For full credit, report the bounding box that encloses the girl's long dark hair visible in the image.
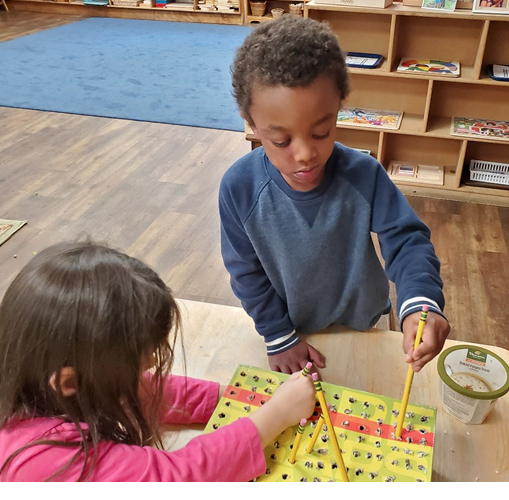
[0,241,182,481]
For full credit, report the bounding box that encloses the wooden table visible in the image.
[167,299,509,482]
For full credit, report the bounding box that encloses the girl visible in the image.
[0,241,316,481]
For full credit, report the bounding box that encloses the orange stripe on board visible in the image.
[222,386,434,447]
[223,385,272,408]
[223,385,320,421]
[330,412,434,447]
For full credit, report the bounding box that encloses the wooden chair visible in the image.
[1,0,8,10]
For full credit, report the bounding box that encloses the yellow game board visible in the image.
[204,365,436,482]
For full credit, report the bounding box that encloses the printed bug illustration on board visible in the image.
[204,365,437,482]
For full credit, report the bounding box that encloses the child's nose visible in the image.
[293,140,316,164]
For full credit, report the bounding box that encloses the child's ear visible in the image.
[49,367,77,397]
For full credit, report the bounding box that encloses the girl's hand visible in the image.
[402,311,450,373]
[249,372,316,447]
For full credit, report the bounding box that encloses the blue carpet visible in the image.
[0,18,252,131]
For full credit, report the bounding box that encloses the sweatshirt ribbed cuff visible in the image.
[399,296,448,326]
[266,330,300,355]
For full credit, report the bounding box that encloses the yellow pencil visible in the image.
[395,305,429,439]
[305,403,330,453]
[301,361,313,378]
[288,418,307,465]
[312,373,349,482]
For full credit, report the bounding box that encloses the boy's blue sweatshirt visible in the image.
[219,143,445,355]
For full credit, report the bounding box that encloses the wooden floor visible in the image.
[0,10,83,42]
[1,12,508,353]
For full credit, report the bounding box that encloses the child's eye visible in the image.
[272,139,291,148]
[313,131,330,140]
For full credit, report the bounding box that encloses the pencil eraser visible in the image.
[300,418,307,426]
[305,362,313,369]
[312,372,319,381]
[422,305,429,312]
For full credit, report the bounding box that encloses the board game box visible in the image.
[204,365,437,482]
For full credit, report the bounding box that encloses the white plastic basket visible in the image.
[469,159,509,186]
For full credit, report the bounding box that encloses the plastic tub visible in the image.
[437,345,509,424]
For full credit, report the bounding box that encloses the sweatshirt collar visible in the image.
[262,144,339,201]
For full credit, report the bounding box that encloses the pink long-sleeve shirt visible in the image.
[0,375,266,482]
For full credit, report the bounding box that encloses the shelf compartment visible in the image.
[334,128,380,158]
[307,10,392,65]
[381,134,462,191]
[464,141,509,171]
[245,0,299,22]
[460,142,509,197]
[392,16,485,76]
[344,74,429,133]
[482,20,509,69]
[428,81,509,137]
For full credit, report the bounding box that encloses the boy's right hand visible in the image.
[249,372,316,448]
[268,341,325,374]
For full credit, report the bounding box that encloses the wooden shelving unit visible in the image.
[308,3,509,205]
[245,3,509,206]
[9,0,243,24]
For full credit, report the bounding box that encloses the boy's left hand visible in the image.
[401,311,450,373]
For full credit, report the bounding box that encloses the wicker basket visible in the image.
[250,0,266,16]
[289,2,303,15]
[271,7,284,17]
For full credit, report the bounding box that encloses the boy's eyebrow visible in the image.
[266,125,287,131]
[265,114,335,131]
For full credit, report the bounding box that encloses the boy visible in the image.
[219,16,450,374]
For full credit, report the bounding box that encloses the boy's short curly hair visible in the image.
[232,16,350,120]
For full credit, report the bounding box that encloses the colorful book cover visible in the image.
[397,58,460,77]
[450,117,509,142]
[422,0,458,11]
[204,365,436,482]
[473,0,509,14]
[337,107,403,130]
